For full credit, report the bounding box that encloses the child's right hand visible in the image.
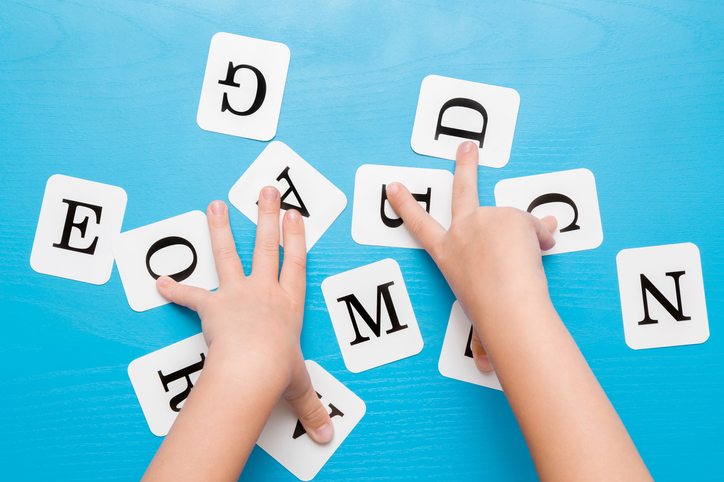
[385,141,557,372]
[389,142,652,482]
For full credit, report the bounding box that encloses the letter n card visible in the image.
[321,258,424,373]
[411,75,520,168]
[438,301,502,391]
[128,333,209,437]
[494,168,603,255]
[113,211,219,312]
[228,141,347,252]
[256,361,366,481]
[617,243,709,350]
[30,174,127,285]
[351,164,453,249]
[197,32,290,141]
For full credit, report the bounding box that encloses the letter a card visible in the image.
[228,141,347,252]
[128,333,209,437]
[617,243,708,350]
[438,301,502,391]
[411,75,520,168]
[321,258,424,373]
[197,32,290,141]
[351,164,453,249]
[113,211,219,312]
[30,174,127,284]
[494,168,603,255]
[256,361,366,481]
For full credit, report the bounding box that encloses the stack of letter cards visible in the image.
[27,30,710,480]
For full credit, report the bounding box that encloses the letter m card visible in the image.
[321,258,423,373]
[30,174,127,284]
[128,333,209,437]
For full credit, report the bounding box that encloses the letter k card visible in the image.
[321,258,424,373]
[128,333,209,437]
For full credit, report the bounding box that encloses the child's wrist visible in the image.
[204,340,290,393]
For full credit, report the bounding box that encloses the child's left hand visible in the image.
[156,188,334,444]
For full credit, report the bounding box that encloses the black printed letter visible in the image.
[292,392,344,439]
[218,62,267,116]
[157,353,206,412]
[435,98,488,148]
[380,184,431,228]
[52,199,103,255]
[337,281,408,346]
[145,236,198,282]
[638,271,691,325]
[464,326,474,358]
[277,166,310,217]
[526,193,580,233]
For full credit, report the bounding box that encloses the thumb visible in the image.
[385,182,446,255]
[156,276,209,312]
[284,367,335,444]
[470,328,494,373]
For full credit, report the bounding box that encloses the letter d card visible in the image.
[411,75,520,168]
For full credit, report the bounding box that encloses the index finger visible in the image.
[451,141,480,220]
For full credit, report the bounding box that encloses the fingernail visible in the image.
[287,209,300,222]
[315,423,334,443]
[262,186,278,200]
[476,354,494,372]
[459,141,475,154]
[386,182,400,196]
[157,276,170,288]
[210,200,225,215]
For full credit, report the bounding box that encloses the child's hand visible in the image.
[156,189,334,444]
[385,141,557,372]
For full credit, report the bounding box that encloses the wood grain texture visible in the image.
[1,0,722,480]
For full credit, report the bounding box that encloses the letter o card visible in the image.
[617,243,709,350]
[128,333,208,437]
[256,361,366,481]
[411,75,520,168]
[494,168,603,255]
[438,301,502,391]
[351,164,453,249]
[197,32,290,141]
[228,141,347,252]
[113,211,219,312]
[30,174,127,285]
[321,258,424,373]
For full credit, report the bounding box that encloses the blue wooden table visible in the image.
[2,1,722,480]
